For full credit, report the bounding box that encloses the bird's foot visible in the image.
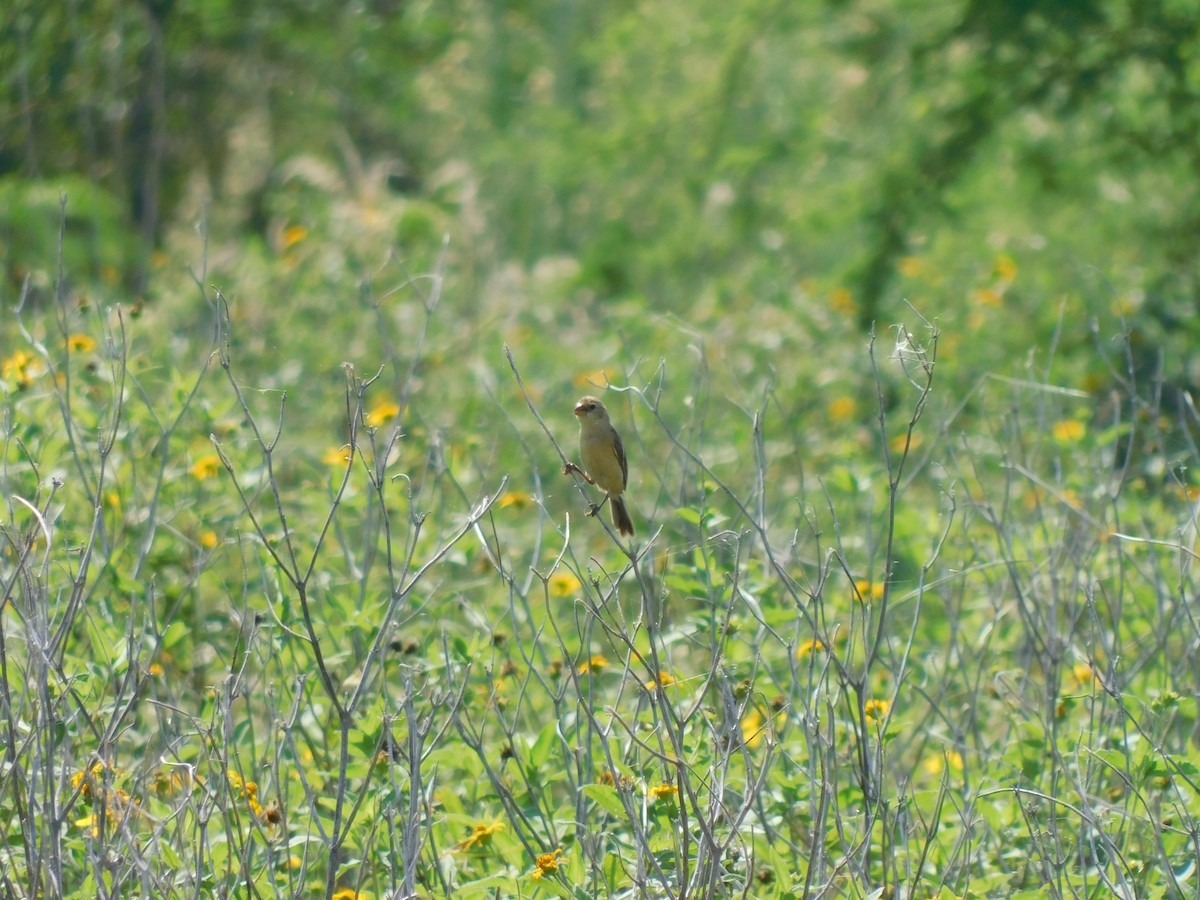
[563,461,594,484]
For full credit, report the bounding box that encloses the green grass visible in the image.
[3,224,1200,900]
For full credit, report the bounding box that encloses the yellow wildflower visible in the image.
[189,455,220,480]
[198,531,219,549]
[577,655,609,675]
[226,771,263,817]
[993,253,1018,283]
[796,638,825,658]
[973,287,1002,308]
[282,224,308,249]
[498,491,533,510]
[897,256,924,278]
[531,848,564,880]
[71,761,107,800]
[647,783,678,801]
[827,395,858,423]
[864,698,890,725]
[889,431,922,453]
[829,288,856,315]
[75,813,101,837]
[643,671,676,690]
[67,334,96,353]
[365,400,400,427]
[924,749,964,775]
[1070,662,1097,688]
[549,572,582,597]
[572,368,617,390]
[2,350,35,387]
[853,580,885,603]
[454,820,505,852]
[1052,419,1086,443]
[322,445,353,467]
[741,708,766,749]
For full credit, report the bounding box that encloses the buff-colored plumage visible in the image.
[573,395,634,536]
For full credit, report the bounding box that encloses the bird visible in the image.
[571,395,635,536]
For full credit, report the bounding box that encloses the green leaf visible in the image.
[529,719,558,770]
[162,620,189,652]
[582,783,627,818]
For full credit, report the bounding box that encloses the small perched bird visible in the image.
[572,395,635,536]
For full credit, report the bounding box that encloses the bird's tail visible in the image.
[611,496,635,537]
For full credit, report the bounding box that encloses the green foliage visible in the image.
[6,1,1200,897]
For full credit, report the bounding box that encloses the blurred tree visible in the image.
[846,0,1200,328]
[0,0,455,291]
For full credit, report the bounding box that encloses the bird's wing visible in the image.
[614,429,628,488]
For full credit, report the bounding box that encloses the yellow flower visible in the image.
[365,400,400,427]
[973,287,1002,307]
[643,671,676,690]
[282,224,309,249]
[829,288,856,315]
[853,579,885,603]
[499,491,533,510]
[454,820,505,852]
[330,891,367,900]
[796,638,825,658]
[741,708,766,749]
[647,782,678,801]
[1070,662,1097,688]
[924,749,964,775]
[227,770,265,817]
[897,256,924,278]
[549,572,582,597]
[245,784,264,818]
[531,848,564,880]
[577,655,609,675]
[67,334,96,353]
[2,350,35,387]
[284,855,303,871]
[71,761,107,800]
[864,698,890,725]
[993,253,1017,283]
[147,662,164,677]
[1170,484,1200,502]
[573,368,617,390]
[1052,419,1086,443]
[189,454,220,480]
[889,431,923,453]
[322,445,353,467]
[75,814,100,837]
[827,395,858,423]
[198,531,219,549]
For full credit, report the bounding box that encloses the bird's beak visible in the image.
[573,403,586,417]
